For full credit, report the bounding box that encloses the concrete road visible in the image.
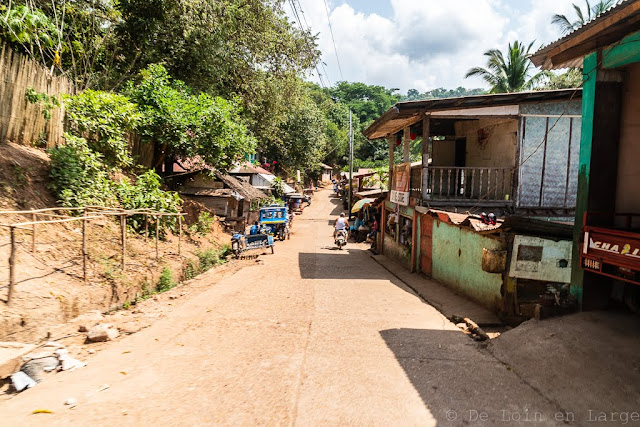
[1,189,560,426]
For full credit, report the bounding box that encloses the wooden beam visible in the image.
[388,135,395,191]
[403,127,410,163]
[422,116,431,202]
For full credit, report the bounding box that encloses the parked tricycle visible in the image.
[259,205,291,241]
[230,232,274,258]
[286,193,309,213]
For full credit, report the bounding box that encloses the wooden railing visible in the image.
[424,167,514,202]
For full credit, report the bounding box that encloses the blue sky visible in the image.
[287,0,589,93]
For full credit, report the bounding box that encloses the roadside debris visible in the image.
[64,397,77,408]
[87,324,119,343]
[464,317,490,341]
[8,344,86,393]
[10,371,36,392]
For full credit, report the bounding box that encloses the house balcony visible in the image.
[422,166,515,207]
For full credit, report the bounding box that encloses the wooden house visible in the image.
[178,169,267,231]
[364,90,583,216]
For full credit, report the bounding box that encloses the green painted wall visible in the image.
[431,220,503,311]
[570,51,599,305]
[603,30,640,69]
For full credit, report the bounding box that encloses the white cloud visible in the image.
[290,0,585,93]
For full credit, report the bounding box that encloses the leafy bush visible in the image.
[219,244,232,259]
[25,87,60,120]
[117,170,182,232]
[48,134,118,207]
[271,177,286,199]
[194,211,214,235]
[49,136,180,234]
[64,90,140,168]
[183,259,198,281]
[156,267,176,293]
[196,246,230,272]
[196,248,219,272]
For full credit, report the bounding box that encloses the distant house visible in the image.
[229,161,296,195]
[176,167,267,231]
[320,163,333,182]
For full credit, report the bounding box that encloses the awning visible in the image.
[355,189,388,199]
[351,198,376,213]
[258,174,296,194]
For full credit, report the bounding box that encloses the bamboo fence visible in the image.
[0,42,75,148]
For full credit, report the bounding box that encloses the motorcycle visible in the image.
[335,229,348,250]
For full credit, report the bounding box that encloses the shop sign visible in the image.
[391,162,411,206]
[390,190,409,205]
[583,231,640,261]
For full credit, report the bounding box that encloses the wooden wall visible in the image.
[0,43,75,148]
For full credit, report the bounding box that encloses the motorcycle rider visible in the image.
[333,212,350,239]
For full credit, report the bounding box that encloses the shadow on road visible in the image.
[379,328,550,426]
[298,250,389,280]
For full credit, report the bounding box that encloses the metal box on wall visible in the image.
[509,235,572,283]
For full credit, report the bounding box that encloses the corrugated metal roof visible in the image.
[363,89,582,140]
[428,209,504,233]
[531,0,640,69]
[229,161,272,175]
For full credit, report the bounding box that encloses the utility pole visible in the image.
[348,110,354,219]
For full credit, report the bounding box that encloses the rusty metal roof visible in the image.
[427,209,504,233]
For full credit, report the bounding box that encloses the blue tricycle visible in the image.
[231,232,275,258]
[259,205,291,241]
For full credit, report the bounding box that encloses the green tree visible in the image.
[539,68,583,90]
[1,1,123,89]
[64,90,140,168]
[552,0,615,35]
[126,65,256,173]
[115,0,319,152]
[327,82,401,162]
[265,94,328,174]
[465,41,545,93]
[0,3,60,71]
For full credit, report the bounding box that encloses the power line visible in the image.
[293,0,333,86]
[322,0,344,81]
[287,0,329,89]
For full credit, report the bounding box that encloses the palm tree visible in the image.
[552,0,616,35]
[465,41,545,93]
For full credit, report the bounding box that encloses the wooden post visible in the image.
[388,135,395,192]
[403,127,411,163]
[120,215,126,271]
[155,216,160,261]
[144,214,149,240]
[8,226,16,304]
[178,215,182,256]
[410,210,418,273]
[422,116,430,203]
[31,211,36,253]
[82,209,88,282]
[380,207,386,255]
